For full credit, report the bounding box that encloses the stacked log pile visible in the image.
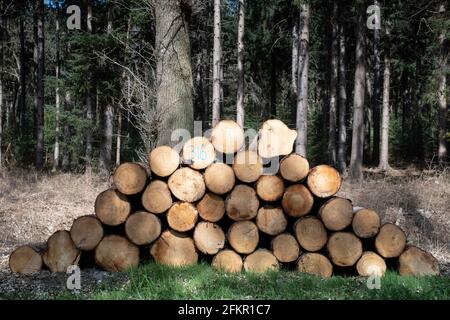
[9,119,440,278]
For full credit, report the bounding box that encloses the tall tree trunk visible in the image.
[154,0,194,146]
[328,1,338,165]
[379,22,391,170]
[116,112,122,166]
[337,21,347,174]
[53,2,61,172]
[438,2,448,162]
[0,9,3,168]
[236,0,245,128]
[19,17,26,131]
[62,90,72,171]
[85,2,93,173]
[372,0,381,164]
[291,22,299,117]
[35,0,45,170]
[295,4,310,157]
[212,0,222,127]
[349,5,367,180]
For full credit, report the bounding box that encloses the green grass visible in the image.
[57,262,450,300]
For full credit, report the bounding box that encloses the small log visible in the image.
[255,175,284,202]
[297,253,333,278]
[210,120,245,154]
[243,249,279,273]
[279,154,309,182]
[204,162,235,195]
[95,235,140,272]
[212,249,243,273]
[375,223,406,258]
[193,222,225,255]
[256,206,287,236]
[398,246,440,276]
[227,221,259,254]
[294,216,327,252]
[352,208,381,238]
[356,251,387,277]
[167,202,198,232]
[142,180,173,214]
[319,197,353,231]
[43,230,81,273]
[182,136,216,170]
[125,211,162,245]
[271,233,300,263]
[257,119,297,158]
[225,184,259,221]
[281,184,314,217]
[9,245,43,275]
[70,215,104,251]
[148,146,180,177]
[150,230,198,266]
[168,167,206,202]
[196,193,225,222]
[327,232,363,267]
[95,189,131,226]
[232,150,263,183]
[113,162,148,195]
[306,165,342,198]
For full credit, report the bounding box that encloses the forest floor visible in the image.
[0,167,449,299]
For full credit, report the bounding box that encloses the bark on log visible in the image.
[271,233,300,263]
[306,165,342,198]
[193,222,225,255]
[148,146,180,177]
[319,197,353,231]
[113,162,148,195]
[167,202,198,232]
[125,211,161,245]
[150,230,198,266]
[257,119,297,158]
[204,162,235,195]
[294,216,327,252]
[256,175,284,202]
[398,246,440,276]
[196,193,225,222]
[182,136,216,170]
[352,208,380,238]
[297,253,333,278]
[142,180,173,214]
[227,221,259,254]
[232,150,263,183]
[243,249,279,273]
[43,230,80,273]
[375,223,406,258]
[256,206,287,236]
[282,184,314,217]
[9,245,43,275]
[327,232,362,267]
[95,189,131,226]
[70,215,104,251]
[356,251,387,276]
[212,249,243,273]
[168,167,206,202]
[279,153,309,182]
[225,184,259,221]
[95,235,140,272]
[211,120,245,154]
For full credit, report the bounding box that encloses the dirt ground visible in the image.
[0,167,448,298]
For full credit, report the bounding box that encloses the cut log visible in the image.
[196,193,225,222]
[167,202,198,232]
[256,175,284,202]
[319,197,353,231]
[306,165,342,198]
[375,223,406,258]
[95,235,140,272]
[256,206,287,236]
[257,119,297,158]
[212,249,243,273]
[125,211,162,245]
[113,162,148,195]
[225,184,260,221]
[141,180,173,214]
[9,246,43,275]
[204,162,235,195]
[168,167,206,202]
[294,217,327,252]
[243,249,279,273]
[95,189,131,226]
[43,230,81,273]
[352,208,380,238]
[279,153,309,182]
[150,230,198,266]
[398,246,440,276]
[282,184,314,217]
[327,232,363,267]
[232,150,263,183]
[193,222,225,255]
[227,221,259,254]
[182,136,216,170]
[297,253,333,278]
[148,146,180,177]
[356,251,387,277]
[271,233,300,263]
[70,215,104,251]
[210,120,245,154]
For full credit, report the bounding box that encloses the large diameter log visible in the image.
[196,193,225,222]
[167,202,198,232]
[113,162,148,195]
[352,208,380,238]
[227,221,259,254]
[279,154,309,182]
[125,211,161,245]
[306,165,342,198]
[297,253,333,278]
[204,163,235,195]
[243,249,279,273]
[211,120,245,154]
[327,232,363,267]
[95,189,131,226]
[182,136,215,170]
[294,217,327,252]
[168,167,206,202]
[70,216,104,251]
[398,246,440,276]
[257,119,297,158]
[375,223,406,258]
[95,235,140,272]
[9,246,43,275]
[212,249,243,273]
[43,230,81,273]
[282,184,314,217]
[232,150,263,183]
[148,146,180,177]
[356,251,387,277]
[225,185,259,221]
[142,180,173,214]
[256,175,284,202]
[150,230,198,266]
[193,222,225,255]
[271,233,300,263]
[319,197,353,231]
[256,207,287,236]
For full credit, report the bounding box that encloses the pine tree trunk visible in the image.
[337,21,347,174]
[85,3,93,174]
[291,23,298,116]
[62,89,72,171]
[212,0,222,127]
[328,2,338,165]
[295,4,310,157]
[372,0,381,164]
[236,0,245,128]
[349,6,367,180]
[379,23,391,170]
[19,17,26,131]
[438,2,448,162]
[53,2,61,172]
[116,112,122,166]
[35,0,45,170]
[154,0,194,145]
